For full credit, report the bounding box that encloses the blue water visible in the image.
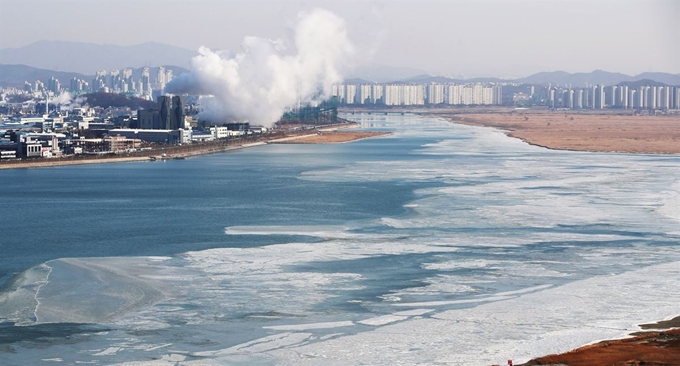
[0,141,418,285]
[1,114,679,365]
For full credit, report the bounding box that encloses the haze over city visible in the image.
[1,0,678,78]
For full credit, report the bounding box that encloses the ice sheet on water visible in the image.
[233,261,680,366]
[0,263,51,325]
[4,114,680,365]
[658,181,680,224]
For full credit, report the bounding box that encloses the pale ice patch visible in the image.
[263,321,354,331]
[194,332,313,356]
[357,314,408,326]
[422,259,501,270]
[658,181,680,226]
[94,347,121,356]
[225,225,358,239]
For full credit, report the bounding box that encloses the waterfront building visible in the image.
[158,95,185,130]
[574,89,583,109]
[427,83,445,105]
[372,84,384,104]
[345,84,358,105]
[109,128,189,144]
[648,86,657,109]
[446,84,463,105]
[384,84,402,106]
[332,84,346,104]
[493,85,503,105]
[358,84,372,105]
[628,88,637,109]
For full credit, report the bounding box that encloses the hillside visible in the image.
[516,69,680,86]
[0,41,197,74]
[0,64,89,89]
[82,92,156,110]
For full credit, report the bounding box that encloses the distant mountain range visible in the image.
[514,70,680,87]
[3,64,677,91]
[1,41,678,88]
[346,64,430,84]
[394,70,680,87]
[0,64,89,89]
[0,41,197,74]
[0,64,189,89]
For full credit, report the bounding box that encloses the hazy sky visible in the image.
[0,0,678,77]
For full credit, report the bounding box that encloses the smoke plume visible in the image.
[49,92,72,105]
[165,9,354,127]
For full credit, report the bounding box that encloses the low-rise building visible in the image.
[210,126,244,139]
[108,128,188,144]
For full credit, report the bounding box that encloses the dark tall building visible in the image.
[158,95,184,130]
[138,109,161,129]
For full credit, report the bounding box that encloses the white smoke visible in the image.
[165,8,354,127]
[54,93,90,111]
[49,92,72,105]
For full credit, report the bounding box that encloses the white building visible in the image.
[358,84,373,104]
[427,83,445,104]
[346,84,358,105]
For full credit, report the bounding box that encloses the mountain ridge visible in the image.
[0,40,197,74]
[351,70,680,86]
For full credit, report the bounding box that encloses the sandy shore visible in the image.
[437,112,680,154]
[269,130,391,144]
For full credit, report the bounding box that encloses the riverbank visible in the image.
[269,130,391,144]
[436,112,680,154]
[519,325,680,365]
[0,122,390,170]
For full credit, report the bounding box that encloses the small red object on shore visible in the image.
[508,360,513,366]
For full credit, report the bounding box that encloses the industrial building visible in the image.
[109,128,191,144]
[137,95,185,130]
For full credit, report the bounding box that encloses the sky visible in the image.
[0,0,678,78]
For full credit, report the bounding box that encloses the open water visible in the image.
[0,114,679,365]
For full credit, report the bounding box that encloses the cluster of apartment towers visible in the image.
[332,83,503,106]
[25,67,174,100]
[547,84,680,109]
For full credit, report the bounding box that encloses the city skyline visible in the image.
[0,0,678,78]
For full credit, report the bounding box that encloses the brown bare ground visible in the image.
[640,316,680,330]
[271,131,391,144]
[520,328,680,366]
[441,113,680,154]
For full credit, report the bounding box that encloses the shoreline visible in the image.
[0,122,390,170]
[433,111,680,155]
[519,324,680,365]
[269,130,392,144]
[422,110,680,363]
